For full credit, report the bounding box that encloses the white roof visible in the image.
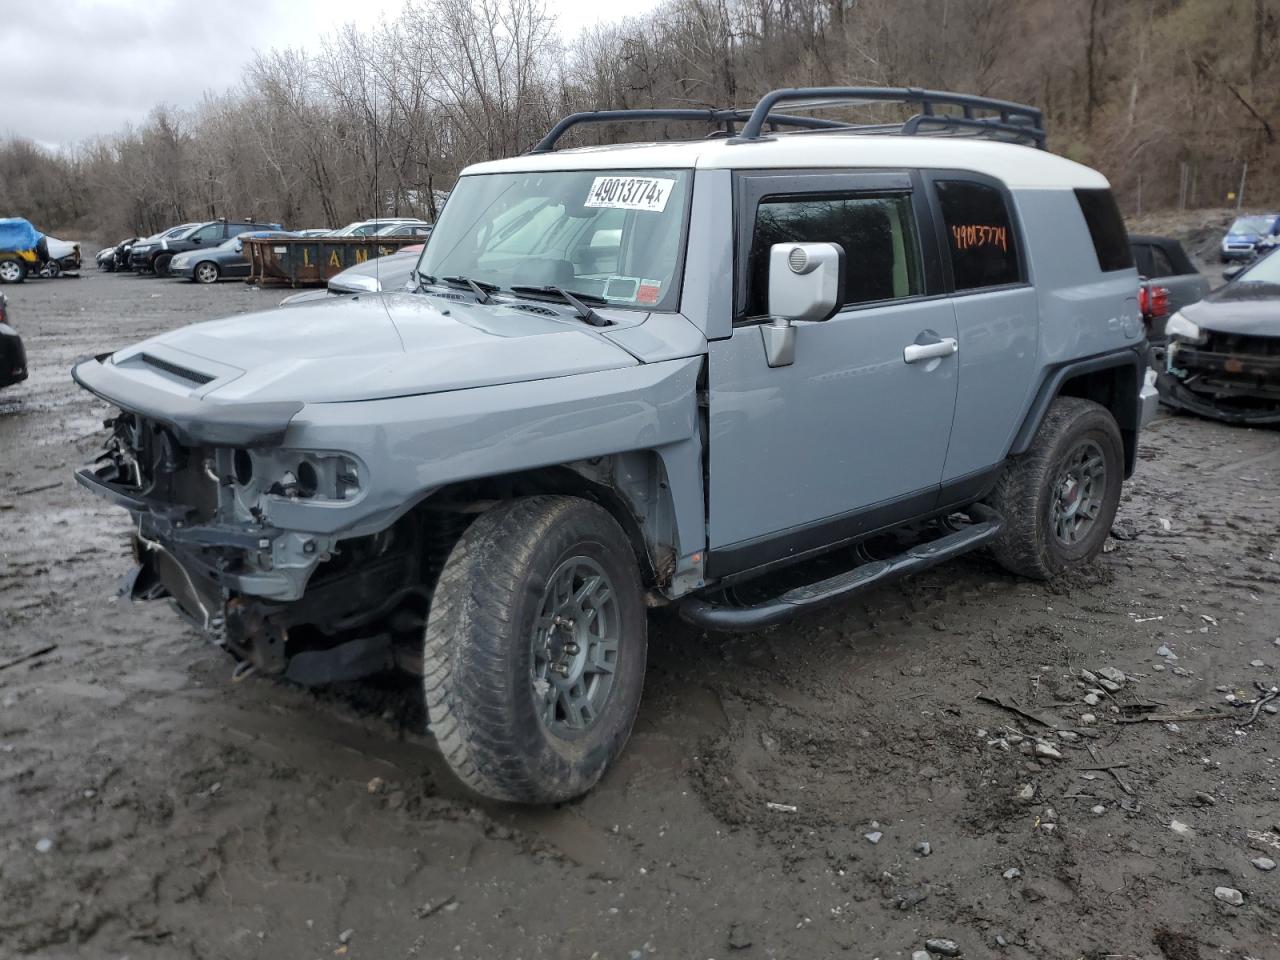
[463,134,1108,191]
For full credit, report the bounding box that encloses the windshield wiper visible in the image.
[442,275,499,304]
[508,285,612,327]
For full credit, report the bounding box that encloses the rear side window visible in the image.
[934,180,1021,290]
[744,193,922,317]
[1075,188,1134,272]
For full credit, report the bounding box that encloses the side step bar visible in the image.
[679,505,1003,632]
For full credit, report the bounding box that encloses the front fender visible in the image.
[270,358,706,550]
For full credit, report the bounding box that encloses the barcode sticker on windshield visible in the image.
[585,176,675,212]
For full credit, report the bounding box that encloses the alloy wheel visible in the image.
[529,556,620,738]
[1051,439,1106,545]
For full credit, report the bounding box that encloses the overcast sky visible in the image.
[6,0,659,150]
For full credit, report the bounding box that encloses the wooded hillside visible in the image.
[2,0,1276,239]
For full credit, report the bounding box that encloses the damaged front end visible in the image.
[1157,327,1280,425]
[76,397,443,686]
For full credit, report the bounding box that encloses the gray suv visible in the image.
[73,87,1157,804]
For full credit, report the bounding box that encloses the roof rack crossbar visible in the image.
[899,113,1044,146]
[732,86,1045,149]
[527,108,850,154]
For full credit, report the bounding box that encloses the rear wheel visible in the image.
[986,397,1124,580]
[194,261,220,284]
[423,496,647,803]
[0,259,27,284]
[153,254,173,276]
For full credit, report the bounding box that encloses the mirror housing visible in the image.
[760,242,845,368]
[768,242,845,322]
[1222,264,1244,281]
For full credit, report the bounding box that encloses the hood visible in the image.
[1185,285,1280,337]
[109,292,638,404]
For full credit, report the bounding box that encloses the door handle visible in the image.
[903,337,958,364]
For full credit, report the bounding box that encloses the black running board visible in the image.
[679,505,1003,632]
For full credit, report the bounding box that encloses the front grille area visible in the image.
[1202,331,1280,357]
[140,352,215,385]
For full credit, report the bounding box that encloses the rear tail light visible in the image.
[1138,283,1170,321]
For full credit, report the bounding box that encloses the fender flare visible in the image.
[1008,345,1147,476]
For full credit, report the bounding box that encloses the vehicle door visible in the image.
[224,236,254,278]
[187,222,223,250]
[705,170,959,577]
[927,175,1040,485]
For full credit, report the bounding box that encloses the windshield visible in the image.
[1236,249,1280,285]
[419,169,692,311]
[1229,215,1277,235]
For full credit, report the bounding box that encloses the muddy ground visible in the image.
[1,269,1278,960]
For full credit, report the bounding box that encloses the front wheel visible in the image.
[153,254,173,276]
[194,261,219,284]
[0,259,27,283]
[986,397,1124,580]
[423,496,647,803]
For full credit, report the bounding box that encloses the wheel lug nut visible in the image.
[554,663,570,676]
[564,642,580,655]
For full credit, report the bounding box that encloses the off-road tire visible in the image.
[423,496,647,803]
[986,397,1124,580]
[153,254,173,276]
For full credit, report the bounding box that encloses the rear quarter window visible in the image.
[1075,188,1133,272]
[934,180,1022,290]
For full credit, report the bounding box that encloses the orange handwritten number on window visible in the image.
[950,224,1007,252]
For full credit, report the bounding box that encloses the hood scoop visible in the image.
[139,352,215,386]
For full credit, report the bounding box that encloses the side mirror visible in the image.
[761,242,845,367]
[1223,264,1243,281]
[234,241,243,253]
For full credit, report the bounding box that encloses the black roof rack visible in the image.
[735,87,1045,148]
[529,86,1046,154]
[528,108,849,154]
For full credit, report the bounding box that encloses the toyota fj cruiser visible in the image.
[73,87,1158,803]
